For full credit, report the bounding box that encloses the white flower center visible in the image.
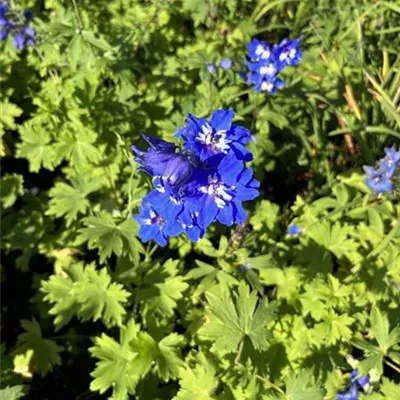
[255,44,270,59]
[146,209,164,225]
[196,123,231,153]
[199,174,234,208]
[259,63,275,76]
[261,81,274,92]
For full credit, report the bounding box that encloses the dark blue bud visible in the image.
[24,9,33,21]
[163,153,193,186]
[141,133,175,153]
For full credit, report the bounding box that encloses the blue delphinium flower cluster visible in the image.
[336,370,369,400]
[132,109,260,246]
[0,1,35,50]
[363,147,400,194]
[245,37,302,94]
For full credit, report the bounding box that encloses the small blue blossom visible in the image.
[0,2,35,49]
[336,383,359,400]
[176,109,252,163]
[245,36,302,94]
[132,110,259,247]
[336,369,369,400]
[246,38,272,62]
[206,62,217,74]
[273,38,302,67]
[133,202,183,247]
[363,146,400,194]
[287,224,302,235]
[220,58,232,70]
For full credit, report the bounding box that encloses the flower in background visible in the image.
[220,58,232,70]
[287,224,302,235]
[274,38,302,67]
[206,62,217,74]
[0,1,35,50]
[336,369,369,400]
[245,37,302,94]
[363,146,400,194]
[132,109,259,247]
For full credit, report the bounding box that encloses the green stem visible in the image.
[384,358,400,374]
[367,216,400,259]
[255,375,285,395]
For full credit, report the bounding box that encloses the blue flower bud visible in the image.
[163,153,193,186]
[220,58,232,70]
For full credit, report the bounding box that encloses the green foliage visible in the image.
[13,319,63,376]
[199,282,276,354]
[0,386,25,400]
[2,0,400,398]
[41,262,130,329]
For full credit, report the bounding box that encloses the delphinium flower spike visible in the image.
[132,109,259,247]
[363,146,400,194]
[245,36,302,94]
[0,1,35,50]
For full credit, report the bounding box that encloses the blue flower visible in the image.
[287,224,302,235]
[0,1,8,17]
[255,76,285,94]
[363,166,392,194]
[246,38,272,62]
[13,26,34,50]
[175,109,252,163]
[0,2,35,49]
[379,146,400,177]
[206,62,216,74]
[0,21,10,41]
[133,110,259,246]
[336,369,369,400]
[350,369,369,389]
[363,146,400,194]
[336,383,359,400]
[220,58,232,70]
[24,9,33,21]
[245,37,302,94]
[185,152,259,229]
[131,134,193,186]
[133,202,183,247]
[273,38,302,67]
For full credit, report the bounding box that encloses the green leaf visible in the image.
[46,178,101,226]
[16,122,55,172]
[90,320,180,399]
[136,259,188,317]
[90,320,142,400]
[155,333,185,381]
[250,200,280,232]
[42,262,130,329]
[370,306,400,354]
[14,319,63,376]
[0,100,22,131]
[0,386,25,400]
[1,174,23,209]
[76,212,144,264]
[283,370,325,400]
[54,127,100,168]
[199,282,276,354]
[312,311,354,346]
[173,355,218,400]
